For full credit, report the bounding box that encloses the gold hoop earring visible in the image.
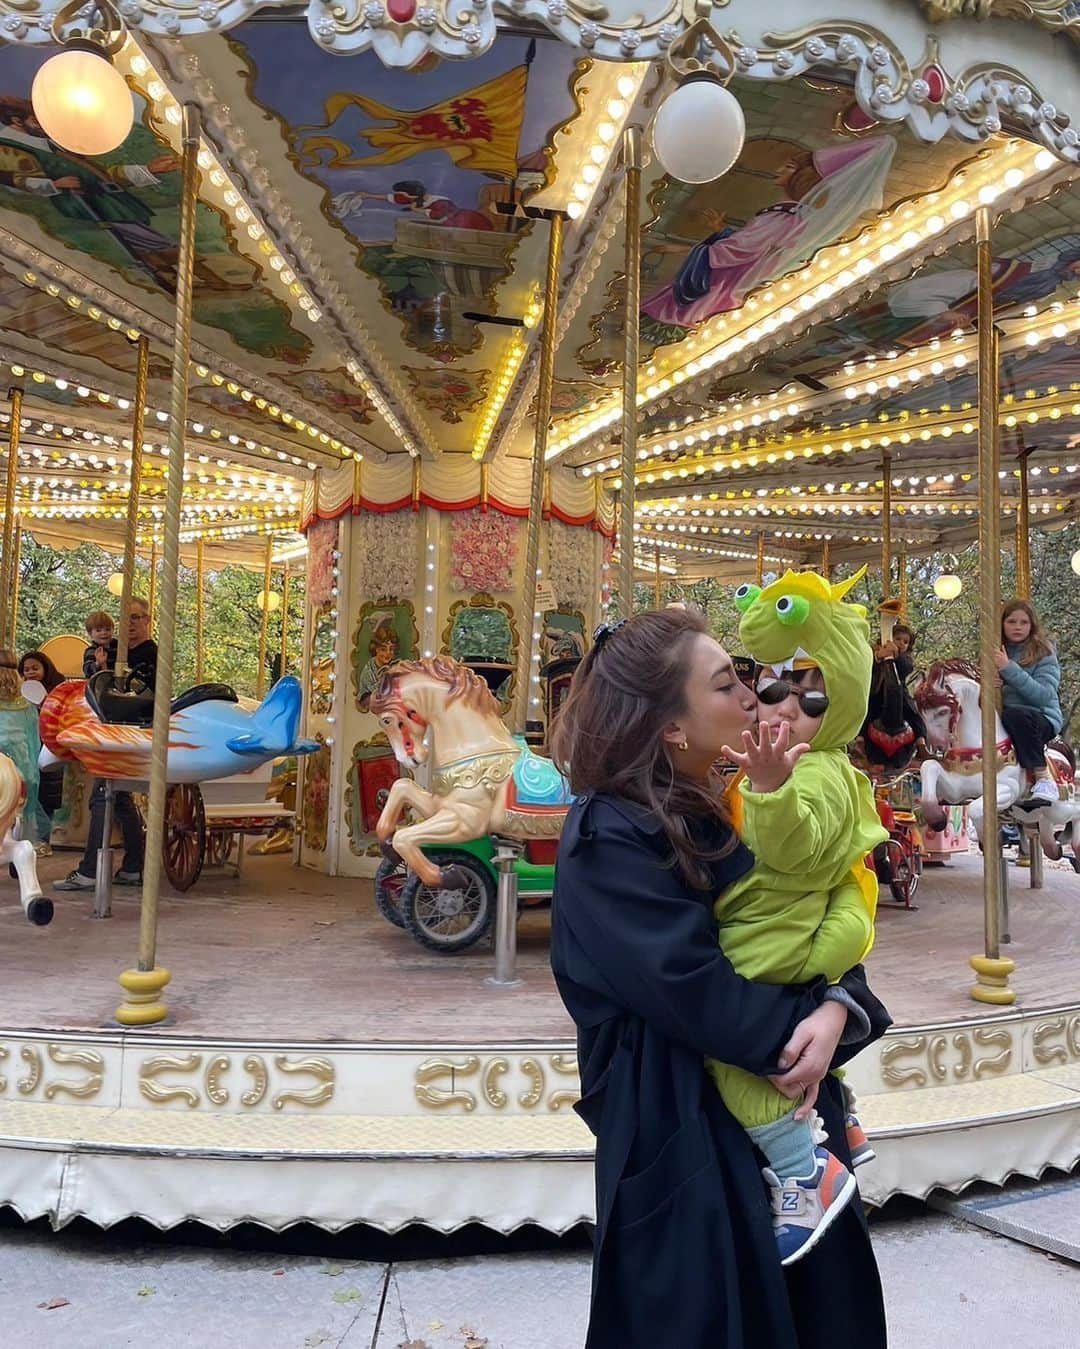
[677,739,689,753]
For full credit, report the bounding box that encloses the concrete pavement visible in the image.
[0,1205,1074,1348]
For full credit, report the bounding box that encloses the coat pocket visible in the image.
[614,1115,715,1230]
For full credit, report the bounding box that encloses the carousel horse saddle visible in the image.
[508,744,573,810]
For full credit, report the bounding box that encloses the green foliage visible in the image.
[14,533,305,699]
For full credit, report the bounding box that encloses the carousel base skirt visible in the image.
[1,853,1078,1232]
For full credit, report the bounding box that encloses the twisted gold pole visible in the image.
[0,388,23,650]
[881,448,893,600]
[9,515,21,646]
[755,532,765,586]
[1016,448,1032,599]
[195,535,205,683]
[899,548,908,620]
[515,209,564,731]
[257,532,273,698]
[654,546,662,608]
[116,336,150,676]
[117,104,202,1027]
[617,126,642,617]
[821,537,831,580]
[971,206,1014,1007]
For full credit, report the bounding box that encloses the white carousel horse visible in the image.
[914,658,1079,859]
[371,656,571,889]
[0,752,52,926]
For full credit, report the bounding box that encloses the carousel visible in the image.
[1,0,1080,1236]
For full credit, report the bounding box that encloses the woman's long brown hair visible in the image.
[550,608,735,888]
[1001,598,1054,667]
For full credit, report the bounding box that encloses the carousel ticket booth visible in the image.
[1,0,1080,1237]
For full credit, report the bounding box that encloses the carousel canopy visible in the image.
[0,3,1076,578]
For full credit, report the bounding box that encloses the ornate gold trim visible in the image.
[432,749,520,795]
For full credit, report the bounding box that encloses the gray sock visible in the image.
[748,1108,818,1180]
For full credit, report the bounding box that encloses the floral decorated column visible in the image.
[298,459,612,877]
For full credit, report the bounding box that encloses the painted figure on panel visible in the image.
[0,47,312,364]
[354,604,418,712]
[640,138,896,342]
[232,27,585,357]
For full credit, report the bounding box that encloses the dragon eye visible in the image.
[775,594,810,626]
[734,583,761,614]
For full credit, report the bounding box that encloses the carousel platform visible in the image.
[1,851,1079,1234]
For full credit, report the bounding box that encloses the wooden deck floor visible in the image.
[2,849,1078,1040]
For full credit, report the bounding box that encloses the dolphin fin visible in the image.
[225,675,306,758]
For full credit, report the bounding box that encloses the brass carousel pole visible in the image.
[1016,447,1032,599]
[116,336,150,677]
[755,532,765,586]
[971,206,1014,1006]
[821,537,831,580]
[514,207,564,732]
[257,532,273,699]
[8,515,22,647]
[881,448,893,600]
[280,563,290,678]
[654,546,663,608]
[899,547,908,619]
[116,104,202,1027]
[195,535,205,683]
[0,388,23,649]
[617,126,642,618]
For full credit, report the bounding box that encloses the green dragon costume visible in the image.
[706,568,887,1128]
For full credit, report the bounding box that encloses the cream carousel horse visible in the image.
[914,658,1079,859]
[0,752,52,925]
[371,656,572,889]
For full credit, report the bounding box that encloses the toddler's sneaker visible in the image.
[844,1110,876,1168]
[764,1146,857,1267]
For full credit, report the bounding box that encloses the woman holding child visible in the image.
[549,602,889,1348]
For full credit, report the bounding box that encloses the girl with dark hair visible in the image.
[996,598,1063,804]
[18,650,65,692]
[549,609,888,1348]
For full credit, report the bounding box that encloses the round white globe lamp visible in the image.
[31,45,134,157]
[651,76,746,184]
[934,573,963,601]
[257,589,282,613]
[1071,549,1080,576]
[106,571,125,597]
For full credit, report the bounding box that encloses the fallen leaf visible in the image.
[321,1263,345,1277]
[397,1341,431,1349]
[428,1323,444,1332]
[137,1286,156,1298]
[271,1268,286,1277]
[37,1297,70,1311]
[460,1329,488,1348]
[304,1334,333,1347]
[313,920,335,927]
[331,1287,363,1305]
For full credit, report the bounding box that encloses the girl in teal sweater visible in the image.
[996,599,1063,804]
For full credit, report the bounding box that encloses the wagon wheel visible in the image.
[207,830,233,868]
[163,783,206,892]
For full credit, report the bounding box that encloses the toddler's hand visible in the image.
[721,721,809,794]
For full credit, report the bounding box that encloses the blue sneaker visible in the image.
[764,1146,858,1266]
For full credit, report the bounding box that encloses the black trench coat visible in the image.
[550,792,891,1349]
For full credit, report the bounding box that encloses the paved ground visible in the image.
[2,847,1078,1039]
[0,1201,1075,1348]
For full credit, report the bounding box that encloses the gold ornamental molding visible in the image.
[920,0,1080,33]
